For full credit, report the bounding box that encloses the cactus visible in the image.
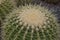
[3,4,59,40]
[0,0,15,20]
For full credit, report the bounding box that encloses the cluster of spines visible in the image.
[0,0,14,20]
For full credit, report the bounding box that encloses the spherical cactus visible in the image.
[0,0,15,20]
[3,4,59,40]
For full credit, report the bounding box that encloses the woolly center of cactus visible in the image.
[19,5,47,26]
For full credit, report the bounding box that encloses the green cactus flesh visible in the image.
[3,4,58,40]
[0,0,14,20]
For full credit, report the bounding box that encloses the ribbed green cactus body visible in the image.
[0,0,14,20]
[3,4,58,40]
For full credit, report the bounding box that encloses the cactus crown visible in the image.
[3,3,58,40]
[5,4,57,28]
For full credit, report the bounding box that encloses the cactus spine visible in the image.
[0,0,15,20]
[3,4,59,40]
